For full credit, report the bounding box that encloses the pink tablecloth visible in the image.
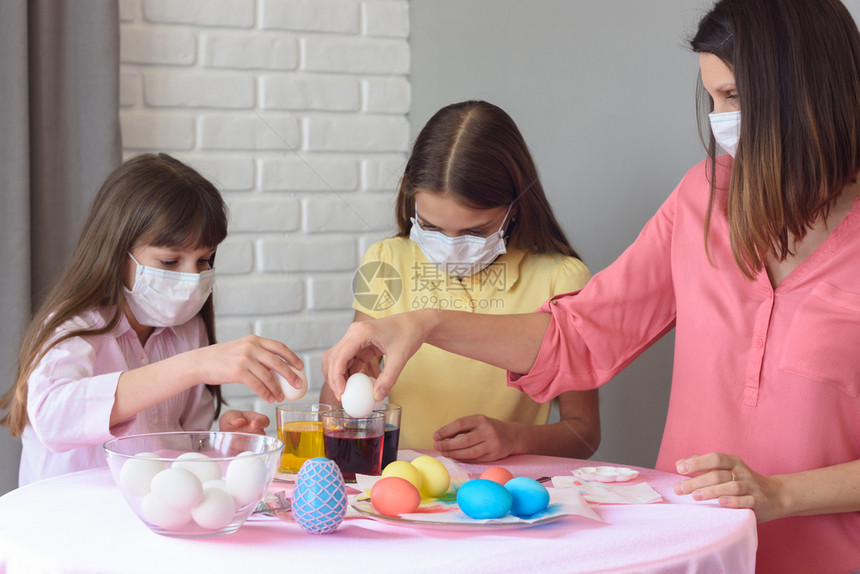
[0,454,756,574]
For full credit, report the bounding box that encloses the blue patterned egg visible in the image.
[291,457,347,534]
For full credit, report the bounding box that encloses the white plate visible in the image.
[350,500,568,531]
[572,466,640,483]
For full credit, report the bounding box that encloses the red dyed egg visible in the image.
[370,476,421,517]
[480,466,514,485]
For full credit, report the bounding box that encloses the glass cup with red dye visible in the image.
[321,409,384,481]
[373,403,401,469]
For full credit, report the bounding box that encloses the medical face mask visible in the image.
[409,203,512,277]
[709,110,741,157]
[123,253,215,327]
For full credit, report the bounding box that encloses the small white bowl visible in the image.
[572,466,640,483]
[104,431,283,537]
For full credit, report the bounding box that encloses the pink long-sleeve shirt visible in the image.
[20,308,215,486]
[509,157,860,573]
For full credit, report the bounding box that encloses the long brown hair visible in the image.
[1,153,228,436]
[691,0,860,278]
[394,100,580,259]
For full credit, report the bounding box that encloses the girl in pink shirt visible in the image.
[321,0,860,571]
[0,153,304,486]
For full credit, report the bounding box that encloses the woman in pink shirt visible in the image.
[0,153,304,486]
[321,0,860,571]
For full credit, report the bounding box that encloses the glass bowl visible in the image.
[104,431,284,537]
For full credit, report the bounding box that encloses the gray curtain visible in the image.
[0,0,121,495]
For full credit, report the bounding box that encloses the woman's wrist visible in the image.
[418,308,446,344]
[768,474,792,520]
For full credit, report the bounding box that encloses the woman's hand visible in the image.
[322,310,549,402]
[218,409,270,435]
[432,415,521,462]
[673,452,786,523]
[322,311,436,401]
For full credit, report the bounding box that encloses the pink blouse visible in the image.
[20,308,215,486]
[509,157,860,573]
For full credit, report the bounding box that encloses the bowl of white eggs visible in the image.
[104,431,284,537]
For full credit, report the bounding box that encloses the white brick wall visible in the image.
[119,0,410,430]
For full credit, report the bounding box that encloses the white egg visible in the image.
[119,452,166,497]
[273,363,308,401]
[150,467,203,510]
[341,373,376,418]
[172,452,222,483]
[202,479,229,492]
[142,492,192,529]
[226,453,268,507]
[191,486,236,530]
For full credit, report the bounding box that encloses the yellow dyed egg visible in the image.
[382,461,422,491]
[411,456,450,498]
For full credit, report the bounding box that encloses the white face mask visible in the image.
[123,253,215,327]
[709,110,741,157]
[409,203,512,277]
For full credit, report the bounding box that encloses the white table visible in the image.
[0,454,757,573]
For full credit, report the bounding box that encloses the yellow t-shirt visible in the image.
[352,237,591,449]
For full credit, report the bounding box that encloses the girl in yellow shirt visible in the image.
[321,100,599,462]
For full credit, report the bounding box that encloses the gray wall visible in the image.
[409,0,859,468]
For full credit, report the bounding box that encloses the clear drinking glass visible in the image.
[321,409,385,481]
[276,402,335,474]
[374,403,402,469]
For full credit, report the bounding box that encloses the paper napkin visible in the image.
[552,476,663,504]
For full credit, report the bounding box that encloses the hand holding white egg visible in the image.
[341,373,377,417]
[272,361,308,401]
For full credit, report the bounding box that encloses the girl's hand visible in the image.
[218,409,270,435]
[113,336,302,426]
[673,452,787,523]
[322,311,434,401]
[432,415,521,463]
[189,335,304,404]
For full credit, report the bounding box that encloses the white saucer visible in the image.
[572,466,640,483]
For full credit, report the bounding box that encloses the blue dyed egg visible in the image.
[291,457,347,534]
[505,477,550,517]
[456,478,512,519]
